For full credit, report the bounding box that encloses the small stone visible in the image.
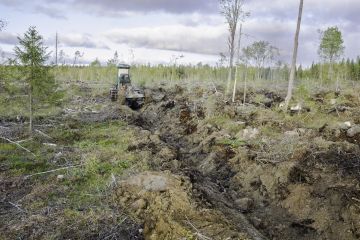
[347,125,360,138]
[330,99,337,105]
[235,197,254,212]
[290,103,302,112]
[339,121,352,130]
[57,175,65,181]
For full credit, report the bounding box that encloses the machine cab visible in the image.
[117,64,131,88]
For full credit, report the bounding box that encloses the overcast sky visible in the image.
[0,0,359,66]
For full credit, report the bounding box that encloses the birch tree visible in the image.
[232,10,250,103]
[232,23,244,103]
[242,41,279,80]
[58,50,66,65]
[318,26,344,90]
[73,50,84,66]
[220,0,246,95]
[284,0,304,109]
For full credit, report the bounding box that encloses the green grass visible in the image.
[0,140,54,175]
[1,119,143,213]
[45,120,144,208]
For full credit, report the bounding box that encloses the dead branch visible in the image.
[210,81,218,94]
[185,216,212,240]
[16,138,32,144]
[0,137,36,157]
[24,165,81,179]
[8,201,27,213]
[35,129,53,139]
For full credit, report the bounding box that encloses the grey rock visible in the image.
[339,121,352,130]
[57,175,65,181]
[347,125,360,138]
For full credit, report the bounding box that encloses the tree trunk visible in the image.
[232,24,243,102]
[226,23,237,95]
[284,0,304,109]
[243,65,248,105]
[232,65,239,102]
[236,24,243,64]
[29,86,33,135]
[226,48,235,95]
[320,63,323,88]
[55,32,58,66]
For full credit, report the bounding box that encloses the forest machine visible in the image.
[110,64,145,109]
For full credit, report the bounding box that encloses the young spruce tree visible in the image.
[14,26,61,135]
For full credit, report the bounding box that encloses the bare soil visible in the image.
[1,84,360,239]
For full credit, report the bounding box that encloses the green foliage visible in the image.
[0,139,55,175]
[90,58,101,67]
[294,84,310,102]
[14,26,49,66]
[175,66,186,79]
[242,41,279,68]
[300,57,360,82]
[318,26,345,62]
[13,26,62,127]
[107,51,119,66]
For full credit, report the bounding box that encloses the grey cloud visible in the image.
[34,5,67,19]
[106,25,227,55]
[247,0,360,22]
[41,0,360,64]
[1,0,359,65]
[179,14,222,27]
[58,34,110,50]
[0,32,18,45]
[0,0,68,20]
[235,0,360,65]
[47,0,219,15]
[0,0,23,7]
